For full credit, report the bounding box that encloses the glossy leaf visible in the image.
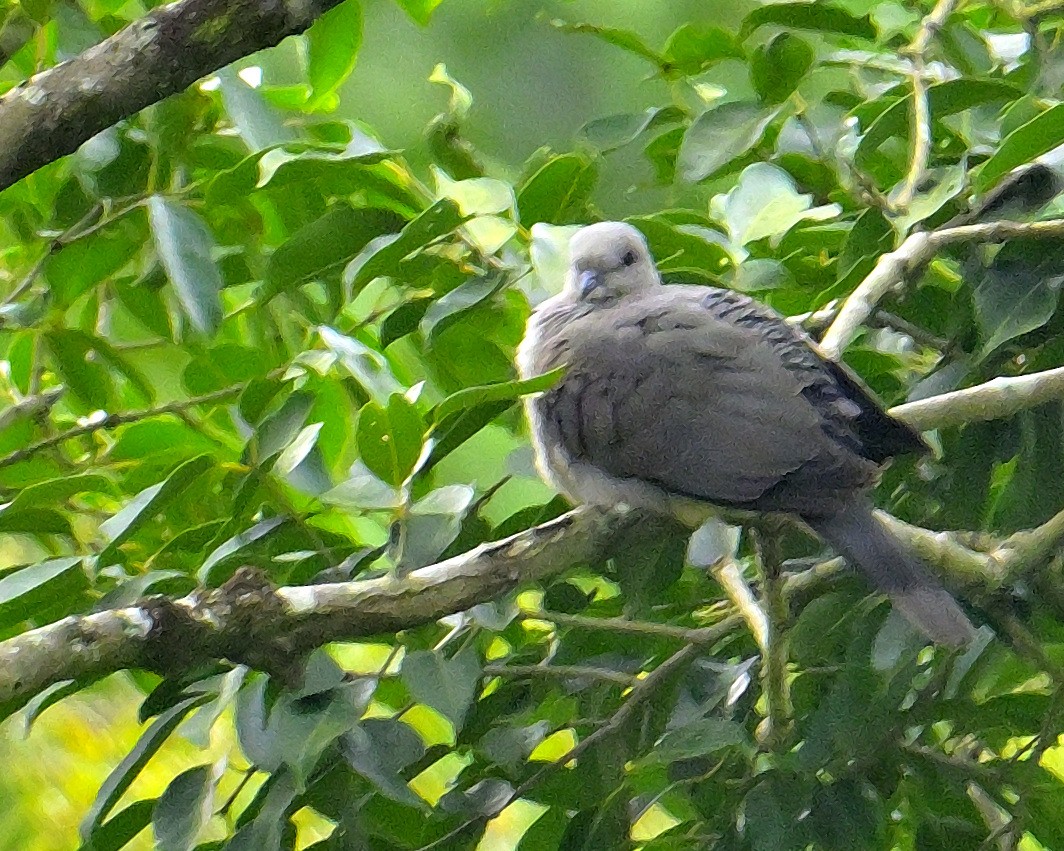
[742,3,876,39]
[148,195,224,335]
[356,394,426,487]
[153,764,217,851]
[81,695,211,841]
[975,102,1064,191]
[751,33,814,104]
[433,367,564,423]
[306,0,363,111]
[99,455,214,564]
[401,646,480,731]
[0,557,88,631]
[677,101,781,183]
[264,205,405,300]
[517,153,598,226]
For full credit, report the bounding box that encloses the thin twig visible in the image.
[416,642,703,851]
[712,559,769,653]
[753,526,793,750]
[529,609,741,645]
[0,377,276,470]
[0,386,64,432]
[893,0,958,211]
[482,663,637,687]
[2,202,103,307]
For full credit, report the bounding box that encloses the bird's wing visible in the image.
[699,287,927,461]
[541,287,888,512]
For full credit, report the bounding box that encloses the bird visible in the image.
[516,221,975,646]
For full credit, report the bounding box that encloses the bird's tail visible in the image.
[806,502,976,647]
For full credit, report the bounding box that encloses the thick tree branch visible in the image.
[2,483,1064,716]
[0,506,638,711]
[0,0,345,192]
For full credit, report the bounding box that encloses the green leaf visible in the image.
[975,102,1064,191]
[393,0,445,26]
[423,399,513,473]
[47,329,152,405]
[198,517,287,584]
[306,0,363,111]
[229,775,296,849]
[45,216,145,308]
[856,79,1020,163]
[99,455,215,565]
[661,23,743,77]
[323,460,400,511]
[264,204,405,300]
[742,773,811,851]
[78,800,157,851]
[356,394,426,487]
[396,484,474,570]
[420,275,502,338]
[973,239,1064,356]
[677,101,781,183]
[717,163,839,245]
[275,422,323,476]
[44,329,113,410]
[549,19,663,65]
[751,33,814,104]
[832,208,894,297]
[153,764,217,851]
[517,153,598,226]
[342,198,466,294]
[433,368,563,423]
[686,517,741,568]
[147,195,224,335]
[580,107,683,152]
[4,473,113,512]
[343,719,427,806]
[742,3,876,39]
[219,69,296,151]
[0,557,88,631]
[319,326,404,404]
[0,506,71,535]
[81,695,211,841]
[401,646,480,731]
[644,718,748,763]
[255,391,314,459]
[806,779,884,850]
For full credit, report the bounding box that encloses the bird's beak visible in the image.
[578,270,601,296]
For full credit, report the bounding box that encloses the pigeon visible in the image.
[517,221,974,646]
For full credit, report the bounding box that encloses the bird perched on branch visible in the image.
[517,221,974,646]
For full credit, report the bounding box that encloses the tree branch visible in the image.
[417,638,710,851]
[0,371,284,469]
[889,367,1064,432]
[0,0,345,191]
[892,0,957,211]
[0,505,640,711]
[482,663,637,687]
[819,218,1064,359]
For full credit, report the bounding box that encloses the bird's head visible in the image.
[565,222,660,303]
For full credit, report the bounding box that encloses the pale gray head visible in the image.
[565,222,660,303]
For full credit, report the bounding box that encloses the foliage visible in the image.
[4,0,1064,849]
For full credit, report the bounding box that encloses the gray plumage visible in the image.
[518,222,974,646]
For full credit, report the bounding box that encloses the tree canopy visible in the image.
[5,0,1064,848]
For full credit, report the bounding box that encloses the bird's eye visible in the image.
[621,250,637,267]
